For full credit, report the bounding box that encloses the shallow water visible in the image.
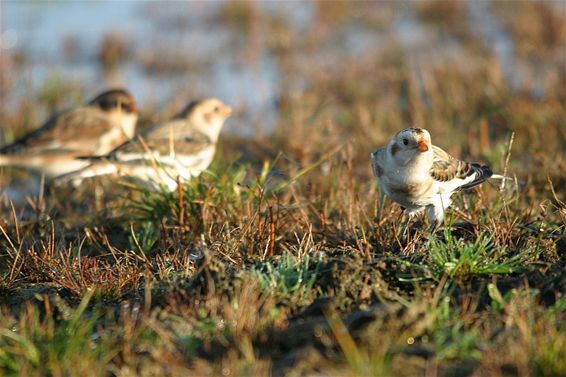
[2,1,533,128]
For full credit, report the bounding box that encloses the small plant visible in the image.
[402,229,535,283]
[250,252,320,301]
[125,161,252,226]
[397,283,484,363]
[430,230,533,280]
[430,301,482,361]
[177,307,232,359]
[324,308,392,376]
[128,219,161,255]
[125,178,205,224]
[0,291,108,375]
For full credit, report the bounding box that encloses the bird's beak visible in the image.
[223,106,233,117]
[417,140,429,152]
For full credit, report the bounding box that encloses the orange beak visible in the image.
[223,106,233,117]
[417,140,429,152]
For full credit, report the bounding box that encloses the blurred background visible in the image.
[0,0,565,203]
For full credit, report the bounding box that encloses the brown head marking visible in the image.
[409,127,425,134]
[91,89,138,114]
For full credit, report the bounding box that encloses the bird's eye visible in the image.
[402,138,409,145]
[213,106,220,112]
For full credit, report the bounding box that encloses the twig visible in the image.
[177,176,184,227]
[500,132,515,191]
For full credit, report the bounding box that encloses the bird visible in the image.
[59,98,232,191]
[0,89,138,179]
[370,127,493,226]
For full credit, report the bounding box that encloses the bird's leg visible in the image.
[400,210,427,255]
[378,189,386,220]
[425,204,443,234]
[400,207,412,239]
[429,219,440,233]
[33,173,48,220]
[94,180,104,211]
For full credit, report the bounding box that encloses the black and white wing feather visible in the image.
[430,145,492,191]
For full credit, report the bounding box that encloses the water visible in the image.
[1,1,281,134]
[466,0,519,89]
[2,1,532,128]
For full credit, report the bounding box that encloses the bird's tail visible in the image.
[458,163,493,190]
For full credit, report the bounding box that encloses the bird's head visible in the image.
[389,127,432,164]
[179,98,232,142]
[90,89,138,114]
[89,89,139,138]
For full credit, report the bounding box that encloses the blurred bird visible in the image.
[0,89,138,178]
[60,98,232,191]
[370,127,493,226]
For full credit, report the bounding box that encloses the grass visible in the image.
[401,228,538,284]
[0,291,105,376]
[0,1,565,376]
[250,251,320,302]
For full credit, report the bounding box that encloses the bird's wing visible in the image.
[88,122,212,162]
[430,145,492,191]
[370,147,387,179]
[0,107,115,155]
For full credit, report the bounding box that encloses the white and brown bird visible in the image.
[370,127,493,226]
[0,89,138,178]
[60,98,232,191]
